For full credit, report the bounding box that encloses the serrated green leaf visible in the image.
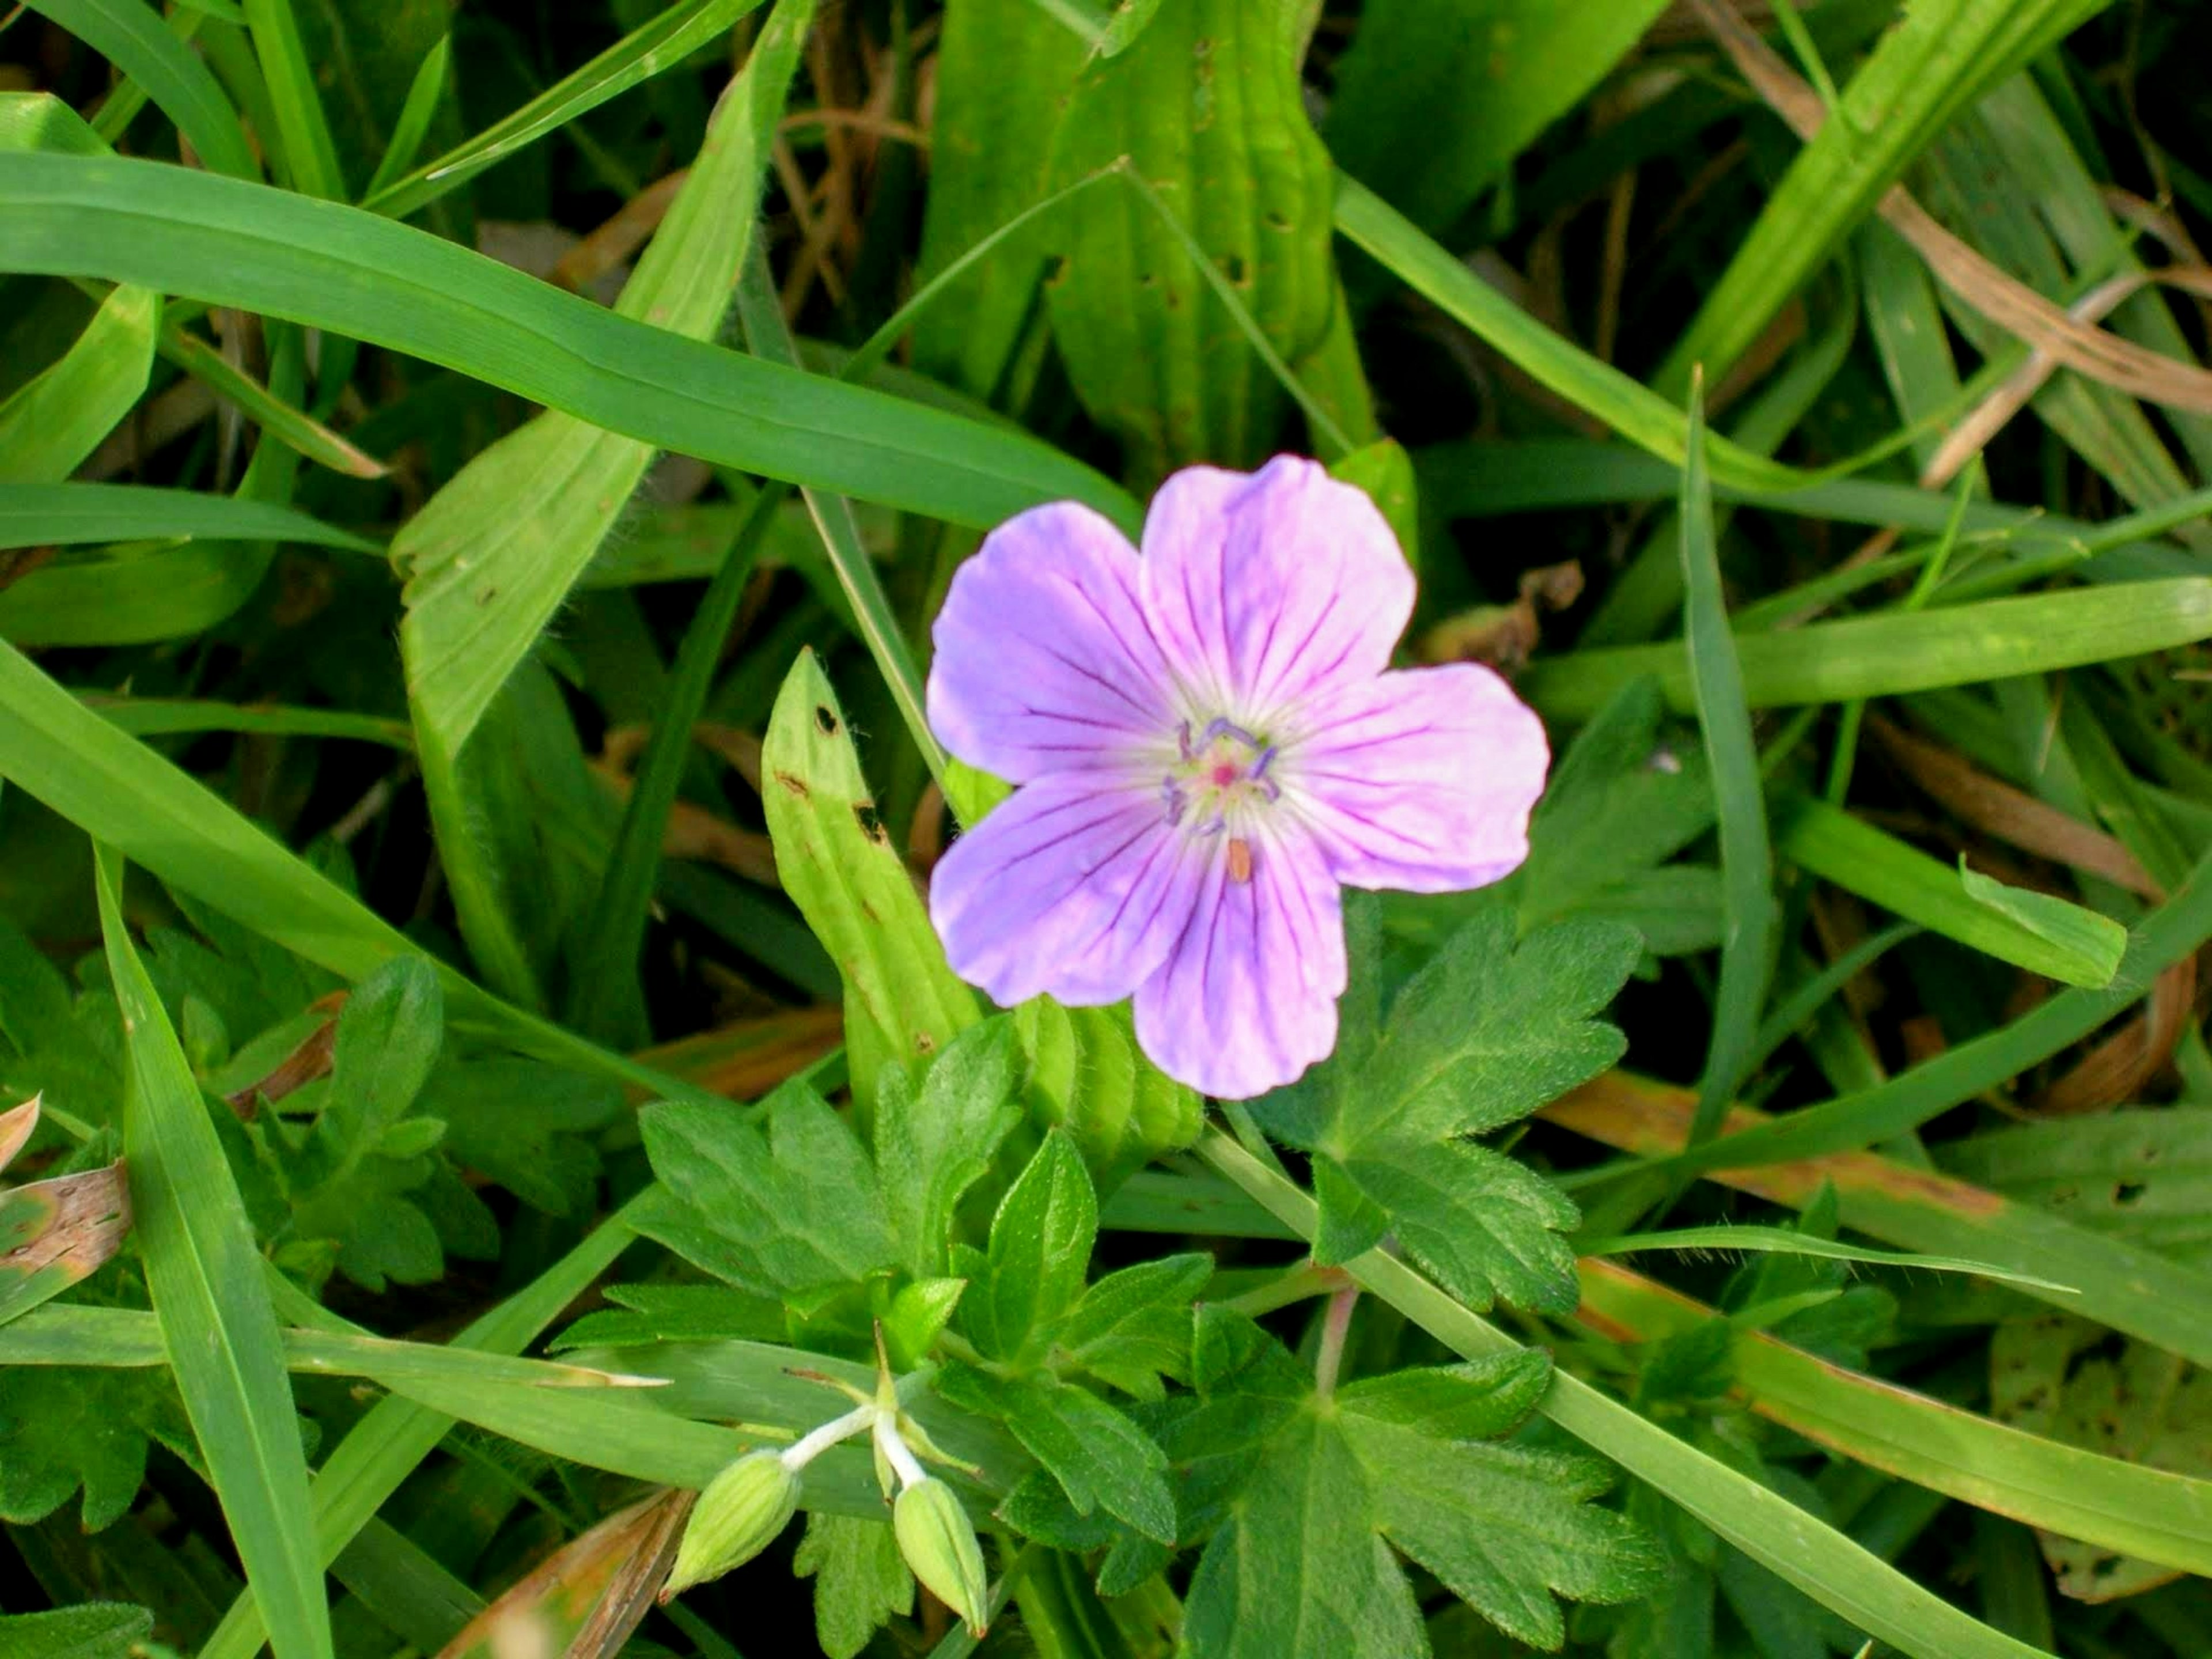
[873,1019,1022,1278]
[1052,1251,1210,1401]
[549,1284,787,1352]
[0,1603,153,1659]
[420,1058,622,1217]
[1174,1320,1657,1657]
[934,1363,1175,1544]
[1253,909,1636,1312]
[1041,0,1358,478]
[762,650,983,1109]
[957,1131,1096,1365]
[1518,676,1715,938]
[316,956,442,1162]
[1990,1313,2212,1601]
[0,1365,187,1531]
[792,1513,913,1659]
[0,284,156,488]
[639,1080,896,1301]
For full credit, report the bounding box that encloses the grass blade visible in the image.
[362,0,768,219]
[1520,578,2212,722]
[1576,1259,2212,1581]
[0,154,1136,536]
[95,843,332,1659]
[1545,1072,2212,1370]
[0,284,156,484]
[1676,372,1774,1156]
[1780,798,2126,987]
[20,0,257,179]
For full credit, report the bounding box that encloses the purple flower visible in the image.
[925,456,1549,1100]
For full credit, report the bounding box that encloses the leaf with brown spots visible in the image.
[0,1159,131,1329]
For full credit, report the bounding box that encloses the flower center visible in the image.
[1162,719,1278,882]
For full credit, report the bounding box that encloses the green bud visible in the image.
[661,1451,800,1601]
[892,1478,988,1635]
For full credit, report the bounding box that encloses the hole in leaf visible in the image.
[815,705,839,735]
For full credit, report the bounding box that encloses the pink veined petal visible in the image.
[927,501,1178,782]
[1132,826,1346,1100]
[1139,456,1415,719]
[929,771,1209,1009]
[1287,664,1548,893]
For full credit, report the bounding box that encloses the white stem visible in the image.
[874,1412,928,1490]
[781,1402,877,1472]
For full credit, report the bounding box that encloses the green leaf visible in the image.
[911,0,1086,399]
[1253,906,1637,1313]
[0,1603,153,1659]
[760,649,982,1108]
[550,1283,786,1352]
[1010,995,1202,1194]
[792,1513,914,1659]
[361,0,768,219]
[1325,0,1673,234]
[1518,578,2212,722]
[419,1058,622,1217]
[1175,1320,1658,1656]
[1959,859,2130,987]
[1041,0,1358,477]
[639,1079,897,1301]
[1990,1313,2212,1601]
[317,956,442,1160]
[395,0,813,766]
[0,285,156,486]
[1052,1252,1210,1401]
[0,1161,132,1328]
[18,0,259,180]
[957,1130,1096,1365]
[935,1363,1175,1543]
[873,1018,1023,1278]
[0,1366,187,1530]
[1780,797,2128,988]
[1516,676,1715,942]
[1677,372,1774,1154]
[1657,0,2106,399]
[0,90,111,157]
[0,154,1135,535]
[95,845,333,1659]
[1938,1109,2212,1266]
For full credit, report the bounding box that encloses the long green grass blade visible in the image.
[0,154,1137,535]
[1577,1260,2212,1581]
[198,1206,644,1659]
[96,844,332,1659]
[361,0,769,219]
[1676,375,1773,1155]
[1521,579,2212,722]
[21,0,257,179]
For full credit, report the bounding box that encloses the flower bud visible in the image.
[661,1450,800,1601]
[892,1478,988,1635]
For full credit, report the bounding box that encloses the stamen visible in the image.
[1251,745,1277,780]
[1162,779,1187,824]
[1226,837,1254,884]
[1177,720,1195,762]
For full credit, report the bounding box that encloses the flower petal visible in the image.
[928,501,1178,782]
[1289,664,1548,893]
[1139,456,1414,719]
[930,772,1205,1009]
[1132,827,1345,1100]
